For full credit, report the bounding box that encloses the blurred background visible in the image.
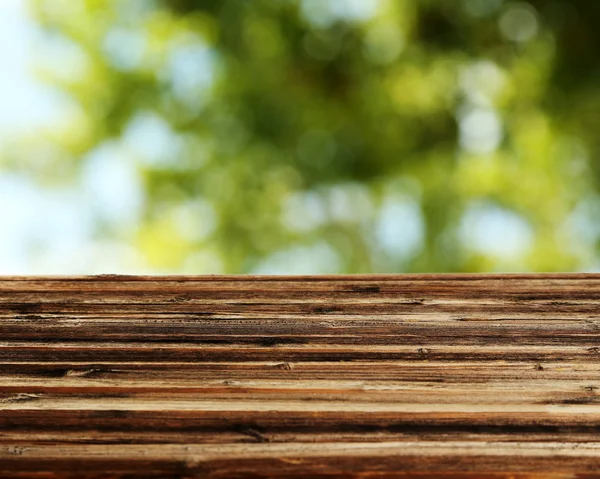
[1,0,599,274]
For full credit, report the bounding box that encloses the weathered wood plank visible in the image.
[1,274,600,477]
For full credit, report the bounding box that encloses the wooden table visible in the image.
[1,274,600,478]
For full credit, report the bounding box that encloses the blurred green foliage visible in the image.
[13,0,600,272]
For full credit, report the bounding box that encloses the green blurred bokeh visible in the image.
[10,0,600,273]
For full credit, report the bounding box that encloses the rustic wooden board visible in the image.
[2,274,600,478]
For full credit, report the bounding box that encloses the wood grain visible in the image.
[2,274,600,478]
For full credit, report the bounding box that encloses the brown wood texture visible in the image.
[2,274,600,478]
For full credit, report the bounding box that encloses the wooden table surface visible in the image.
[2,274,600,478]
